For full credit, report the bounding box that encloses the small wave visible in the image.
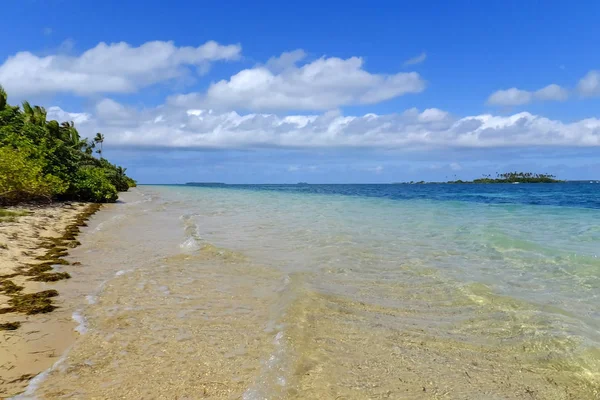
[93,214,125,232]
[72,311,88,334]
[243,274,302,399]
[179,236,200,252]
[125,193,154,207]
[179,213,204,252]
[9,352,70,399]
[242,331,289,400]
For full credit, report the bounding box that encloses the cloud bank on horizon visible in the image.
[1,35,599,181]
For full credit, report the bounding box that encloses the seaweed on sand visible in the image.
[29,272,71,282]
[0,290,59,315]
[0,321,21,330]
[0,203,102,325]
[0,279,23,295]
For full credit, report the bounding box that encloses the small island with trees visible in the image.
[395,172,564,185]
[447,172,563,184]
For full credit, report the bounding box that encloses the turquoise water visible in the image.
[174,183,600,330]
[29,183,600,399]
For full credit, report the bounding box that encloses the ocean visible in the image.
[23,183,600,399]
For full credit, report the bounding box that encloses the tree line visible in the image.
[0,85,136,205]
[446,172,562,184]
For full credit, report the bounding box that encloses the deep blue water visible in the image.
[179,182,600,209]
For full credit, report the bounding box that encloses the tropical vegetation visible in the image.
[448,172,562,184]
[0,85,135,205]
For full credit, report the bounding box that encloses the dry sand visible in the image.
[0,202,99,398]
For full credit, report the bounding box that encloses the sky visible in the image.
[1,0,599,183]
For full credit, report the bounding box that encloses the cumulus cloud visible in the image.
[577,70,600,97]
[47,101,600,150]
[46,106,90,124]
[534,84,568,101]
[449,162,462,171]
[403,52,427,66]
[487,68,600,106]
[170,50,426,111]
[288,165,317,172]
[487,84,568,106]
[0,40,241,97]
[487,88,533,106]
[366,165,384,174]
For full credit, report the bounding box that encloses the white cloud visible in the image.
[43,27,53,36]
[0,40,241,97]
[47,100,600,150]
[487,88,534,106]
[487,84,568,106]
[403,52,427,66]
[288,165,317,172]
[577,70,600,97]
[46,106,90,124]
[416,108,449,122]
[488,69,600,106]
[534,84,568,101]
[367,165,384,174]
[266,50,307,71]
[170,51,426,111]
[449,162,462,171]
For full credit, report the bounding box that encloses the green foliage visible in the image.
[125,176,137,188]
[0,85,136,204]
[69,167,118,203]
[98,159,130,191]
[473,172,562,184]
[0,86,6,111]
[447,172,563,184]
[0,146,68,204]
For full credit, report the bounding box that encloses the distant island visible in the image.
[449,172,563,184]
[185,182,226,187]
[395,172,564,185]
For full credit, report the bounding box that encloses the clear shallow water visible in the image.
[28,184,600,399]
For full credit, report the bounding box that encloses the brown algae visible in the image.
[0,203,101,323]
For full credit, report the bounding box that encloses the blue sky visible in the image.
[1,0,599,183]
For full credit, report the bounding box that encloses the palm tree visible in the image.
[57,121,86,150]
[33,106,47,126]
[94,133,105,158]
[85,140,95,155]
[22,101,34,123]
[46,120,60,138]
[116,166,126,180]
[22,102,47,126]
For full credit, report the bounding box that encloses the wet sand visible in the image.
[0,202,99,397]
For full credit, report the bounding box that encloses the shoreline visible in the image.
[0,202,102,397]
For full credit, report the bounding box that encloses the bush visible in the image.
[0,146,67,205]
[0,85,135,205]
[69,167,118,203]
[125,177,137,188]
[104,168,130,192]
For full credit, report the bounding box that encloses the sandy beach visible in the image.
[0,202,100,397]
